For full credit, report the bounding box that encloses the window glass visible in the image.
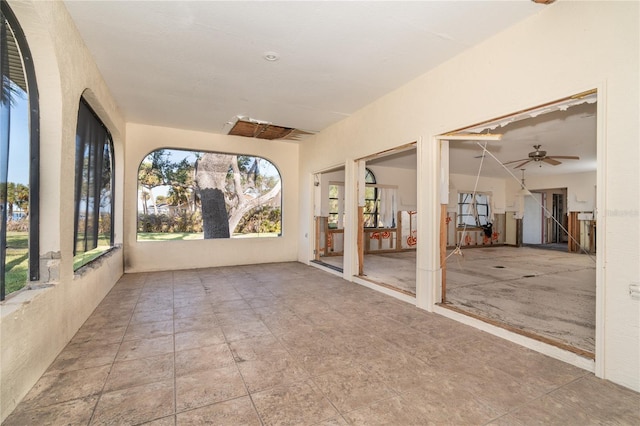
[137,149,282,240]
[363,169,379,228]
[457,192,491,227]
[1,3,39,300]
[73,99,114,270]
[328,184,341,229]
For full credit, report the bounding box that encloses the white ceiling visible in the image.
[63,1,544,134]
[65,1,595,180]
[449,100,597,178]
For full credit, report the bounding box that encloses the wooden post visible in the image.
[314,217,320,260]
[568,212,580,253]
[358,206,364,276]
[396,211,402,251]
[440,204,447,303]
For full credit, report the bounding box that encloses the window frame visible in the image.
[328,182,343,229]
[136,148,283,240]
[363,168,378,228]
[0,1,39,300]
[457,192,491,228]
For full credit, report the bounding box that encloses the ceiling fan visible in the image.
[504,144,580,169]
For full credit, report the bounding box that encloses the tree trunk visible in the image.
[149,187,158,215]
[195,153,233,238]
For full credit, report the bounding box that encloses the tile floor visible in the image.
[3,262,639,425]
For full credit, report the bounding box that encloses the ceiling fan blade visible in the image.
[546,155,580,160]
[543,157,561,166]
[503,158,528,165]
[513,160,532,169]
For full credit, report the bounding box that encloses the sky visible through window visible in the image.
[7,85,29,186]
[138,149,280,211]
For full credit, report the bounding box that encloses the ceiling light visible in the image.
[263,51,279,62]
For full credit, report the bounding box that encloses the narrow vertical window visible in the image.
[363,168,378,228]
[73,99,114,270]
[1,2,39,300]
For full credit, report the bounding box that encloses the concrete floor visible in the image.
[3,262,638,425]
[319,251,417,294]
[445,246,596,354]
[319,246,596,354]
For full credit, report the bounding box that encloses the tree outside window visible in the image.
[73,99,114,270]
[136,149,282,240]
[1,2,39,300]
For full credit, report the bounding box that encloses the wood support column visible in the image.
[440,204,447,303]
[314,217,320,260]
[357,206,364,276]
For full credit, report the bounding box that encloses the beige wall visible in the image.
[505,171,597,213]
[123,123,300,273]
[448,173,507,214]
[298,2,639,391]
[318,164,417,216]
[368,165,418,212]
[0,1,125,422]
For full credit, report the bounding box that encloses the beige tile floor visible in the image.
[4,262,639,425]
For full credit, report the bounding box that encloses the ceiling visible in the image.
[367,99,597,179]
[64,1,594,180]
[448,100,597,178]
[63,1,545,135]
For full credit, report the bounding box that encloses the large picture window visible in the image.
[73,99,114,270]
[137,149,282,240]
[1,2,39,300]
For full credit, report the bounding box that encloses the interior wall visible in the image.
[1,1,126,422]
[367,165,417,211]
[124,123,300,273]
[506,171,596,213]
[448,173,507,214]
[298,2,639,391]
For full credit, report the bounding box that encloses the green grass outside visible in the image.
[5,231,29,295]
[4,231,280,296]
[137,232,279,240]
[73,234,112,271]
[137,232,204,241]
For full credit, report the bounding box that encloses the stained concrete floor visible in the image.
[320,246,596,354]
[3,262,638,425]
[319,251,417,294]
[445,246,596,354]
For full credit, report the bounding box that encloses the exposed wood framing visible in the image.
[357,206,364,276]
[568,212,580,253]
[314,217,320,261]
[440,204,448,303]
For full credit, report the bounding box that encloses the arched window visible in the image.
[1,2,39,300]
[73,98,114,270]
[363,168,379,227]
[137,149,282,240]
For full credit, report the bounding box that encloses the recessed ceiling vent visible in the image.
[225,117,314,141]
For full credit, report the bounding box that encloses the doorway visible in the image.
[523,192,543,245]
[440,92,598,358]
[355,144,418,296]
